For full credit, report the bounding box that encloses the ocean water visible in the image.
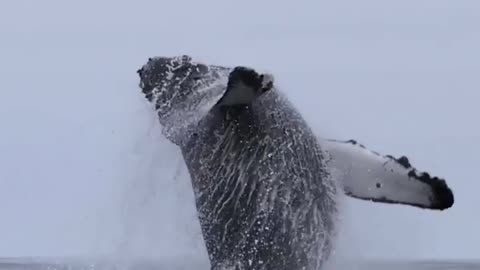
[0,259,479,270]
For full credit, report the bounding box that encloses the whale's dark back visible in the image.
[138,56,338,270]
[182,90,337,270]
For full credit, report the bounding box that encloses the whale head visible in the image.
[138,55,230,118]
[137,55,275,145]
[137,55,231,144]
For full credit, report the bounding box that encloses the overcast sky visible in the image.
[0,0,479,263]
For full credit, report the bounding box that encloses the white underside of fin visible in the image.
[321,139,436,208]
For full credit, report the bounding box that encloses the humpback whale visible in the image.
[136,55,454,270]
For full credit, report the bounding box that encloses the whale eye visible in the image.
[262,81,273,92]
[376,183,382,188]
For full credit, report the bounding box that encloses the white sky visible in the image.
[0,0,479,262]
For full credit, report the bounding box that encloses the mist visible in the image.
[0,0,478,263]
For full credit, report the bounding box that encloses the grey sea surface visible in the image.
[0,258,479,270]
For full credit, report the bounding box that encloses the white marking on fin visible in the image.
[322,139,454,210]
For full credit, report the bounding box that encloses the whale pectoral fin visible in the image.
[216,67,274,107]
[322,139,454,210]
